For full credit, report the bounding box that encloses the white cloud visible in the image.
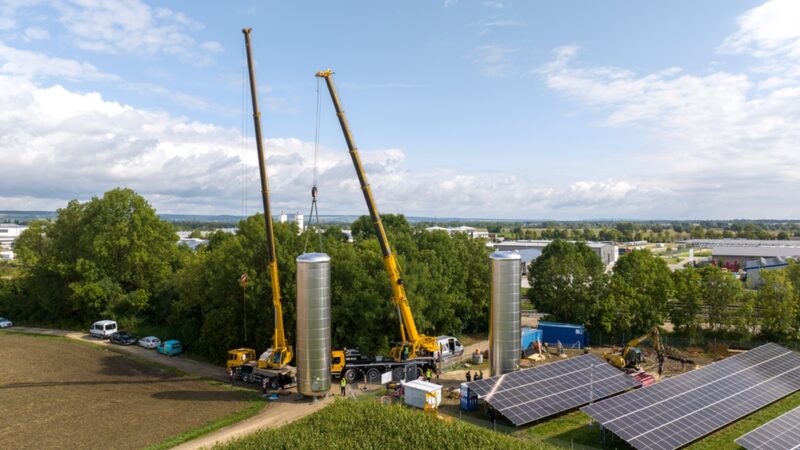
[470,44,520,77]
[536,2,800,219]
[22,26,49,41]
[0,0,215,65]
[721,0,800,60]
[1,71,668,218]
[0,42,118,81]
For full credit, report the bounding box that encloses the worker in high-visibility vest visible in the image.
[426,367,432,382]
[340,377,347,396]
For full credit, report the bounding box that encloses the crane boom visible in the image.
[243,28,291,368]
[316,69,436,360]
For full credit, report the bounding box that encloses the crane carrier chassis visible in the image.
[333,348,437,384]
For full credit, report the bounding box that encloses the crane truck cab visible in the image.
[227,348,257,370]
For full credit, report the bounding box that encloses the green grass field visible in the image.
[219,389,800,450]
[217,399,530,450]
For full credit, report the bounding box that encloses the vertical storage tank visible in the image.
[490,251,521,376]
[296,252,331,397]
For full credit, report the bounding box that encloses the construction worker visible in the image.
[340,377,347,396]
[402,345,409,361]
[426,367,432,382]
[465,370,471,382]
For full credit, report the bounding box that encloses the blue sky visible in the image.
[1,0,798,219]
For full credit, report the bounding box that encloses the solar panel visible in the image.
[582,343,800,450]
[736,405,800,450]
[465,353,641,427]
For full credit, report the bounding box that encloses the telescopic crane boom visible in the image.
[243,28,291,368]
[316,69,437,361]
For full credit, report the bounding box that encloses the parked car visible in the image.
[109,332,137,345]
[0,317,12,328]
[137,336,161,349]
[157,339,183,356]
[89,320,118,339]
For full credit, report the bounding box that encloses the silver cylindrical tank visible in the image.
[295,252,331,396]
[489,251,521,377]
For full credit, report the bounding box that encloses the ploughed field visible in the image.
[0,332,252,450]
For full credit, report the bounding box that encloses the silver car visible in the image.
[0,317,12,328]
[137,336,161,349]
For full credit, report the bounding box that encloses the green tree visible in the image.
[13,188,179,325]
[698,266,742,332]
[527,240,609,330]
[670,266,703,334]
[758,269,797,339]
[609,249,673,334]
[732,290,759,339]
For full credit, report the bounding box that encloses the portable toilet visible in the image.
[403,380,442,409]
[460,382,478,411]
[538,322,587,348]
[521,327,543,354]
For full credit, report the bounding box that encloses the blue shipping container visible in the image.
[521,327,542,350]
[538,322,587,348]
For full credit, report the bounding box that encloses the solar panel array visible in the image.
[465,353,641,427]
[582,343,800,450]
[736,405,800,450]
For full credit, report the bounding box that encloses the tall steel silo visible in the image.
[295,252,331,396]
[489,251,521,376]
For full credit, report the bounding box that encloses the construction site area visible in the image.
[3,5,800,448]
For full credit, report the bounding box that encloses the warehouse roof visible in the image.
[713,247,800,258]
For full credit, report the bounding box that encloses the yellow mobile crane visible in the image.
[316,70,439,364]
[226,29,295,390]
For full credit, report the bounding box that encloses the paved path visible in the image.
[6,326,336,449]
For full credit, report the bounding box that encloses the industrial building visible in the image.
[0,224,28,256]
[683,239,800,268]
[489,240,618,273]
[744,257,793,288]
[424,225,489,239]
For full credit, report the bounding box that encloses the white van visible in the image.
[89,320,118,339]
[436,336,464,360]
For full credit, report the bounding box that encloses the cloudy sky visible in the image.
[0,0,798,219]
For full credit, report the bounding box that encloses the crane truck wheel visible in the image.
[366,368,381,384]
[392,367,405,382]
[344,369,358,383]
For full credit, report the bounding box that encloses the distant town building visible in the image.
[295,213,304,234]
[341,229,354,243]
[177,238,208,251]
[489,240,618,273]
[0,224,28,250]
[683,239,800,268]
[279,212,288,224]
[0,250,15,261]
[424,225,489,239]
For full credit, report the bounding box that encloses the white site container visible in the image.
[403,380,442,409]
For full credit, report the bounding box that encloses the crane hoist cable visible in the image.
[303,77,324,253]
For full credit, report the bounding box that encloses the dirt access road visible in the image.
[6,327,335,449]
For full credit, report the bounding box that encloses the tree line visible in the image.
[0,189,491,363]
[529,239,800,344]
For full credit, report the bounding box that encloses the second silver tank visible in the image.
[489,251,521,377]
